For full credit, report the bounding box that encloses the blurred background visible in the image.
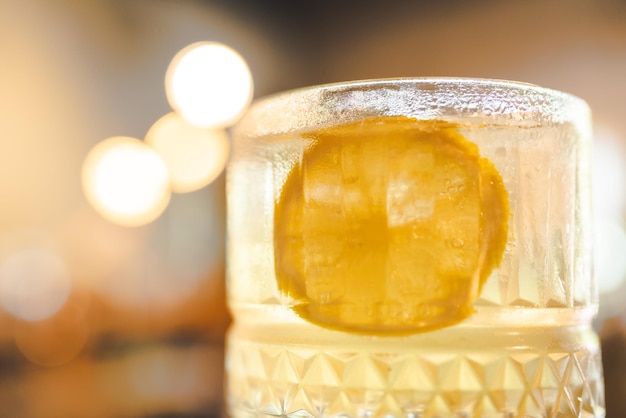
[1,0,626,416]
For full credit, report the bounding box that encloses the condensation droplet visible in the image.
[450,238,465,249]
[446,185,459,199]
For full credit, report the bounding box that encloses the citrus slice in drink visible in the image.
[274,116,508,335]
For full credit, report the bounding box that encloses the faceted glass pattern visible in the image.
[227,335,604,418]
[227,79,603,417]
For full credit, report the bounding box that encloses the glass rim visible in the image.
[234,77,591,138]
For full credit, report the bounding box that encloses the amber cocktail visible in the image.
[226,78,604,417]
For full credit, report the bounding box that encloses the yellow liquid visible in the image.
[226,306,604,418]
[226,121,604,417]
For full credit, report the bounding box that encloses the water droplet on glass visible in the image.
[450,238,465,249]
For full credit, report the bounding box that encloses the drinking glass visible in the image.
[225,78,605,417]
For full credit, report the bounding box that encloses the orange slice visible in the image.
[274,116,508,335]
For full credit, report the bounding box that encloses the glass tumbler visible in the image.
[225,78,605,417]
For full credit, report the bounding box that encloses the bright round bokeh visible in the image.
[145,112,230,193]
[165,42,253,128]
[0,248,72,321]
[13,287,90,367]
[82,136,171,227]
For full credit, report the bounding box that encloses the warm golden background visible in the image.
[1,0,626,417]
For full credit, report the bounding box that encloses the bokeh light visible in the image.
[145,112,230,193]
[0,248,71,321]
[82,137,171,227]
[165,42,253,128]
[13,288,90,367]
